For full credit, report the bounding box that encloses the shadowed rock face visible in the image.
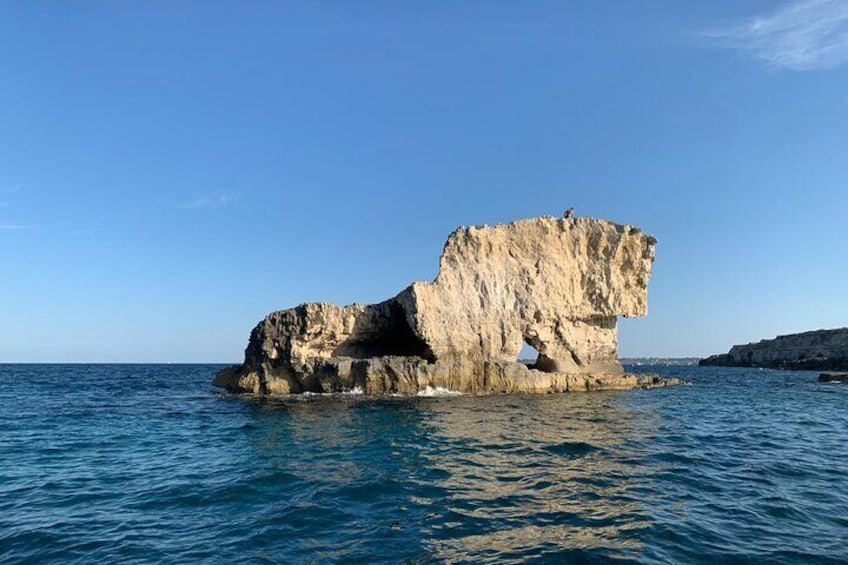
[215,216,662,395]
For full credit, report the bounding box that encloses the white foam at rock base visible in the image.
[417,386,462,397]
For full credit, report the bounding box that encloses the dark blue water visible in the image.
[1,364,846,564]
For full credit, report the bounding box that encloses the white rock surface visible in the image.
[215,216,662,395]
[396,217,655,373]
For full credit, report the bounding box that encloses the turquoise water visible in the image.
[1,364,846,564]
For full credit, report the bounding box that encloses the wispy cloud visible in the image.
[706,0,848,71]
[0,222,25,231]
[182,192,241,209]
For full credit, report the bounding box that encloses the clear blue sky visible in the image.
[1,1,846,362]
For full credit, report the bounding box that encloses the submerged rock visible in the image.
[819,373,848,383]
[215,216,677,395]
[700,328,848,371]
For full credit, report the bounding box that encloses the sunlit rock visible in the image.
[214,216,672,395]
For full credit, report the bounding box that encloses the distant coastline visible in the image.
[620,358,700,366]
[699,328,848,371]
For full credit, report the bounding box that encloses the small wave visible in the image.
[417,386,462,397]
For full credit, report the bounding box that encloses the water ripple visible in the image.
[0,364,847,563]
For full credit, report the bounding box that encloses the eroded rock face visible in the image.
[215,216,661,395]
[700,328,848,371]
[396,217,654,373]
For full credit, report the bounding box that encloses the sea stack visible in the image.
[215,216,673,395]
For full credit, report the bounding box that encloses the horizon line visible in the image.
[0,356,707,365]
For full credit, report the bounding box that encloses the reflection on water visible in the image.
[245,392,666,562]
[411,395,658,561]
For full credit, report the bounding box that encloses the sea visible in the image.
[1,364,846,564]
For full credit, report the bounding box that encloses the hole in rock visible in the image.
[518,341,540,368]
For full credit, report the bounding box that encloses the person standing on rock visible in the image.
[563,208,574,219]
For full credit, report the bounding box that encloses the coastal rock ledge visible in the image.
[215,216,679,395]
[700,328,848,371]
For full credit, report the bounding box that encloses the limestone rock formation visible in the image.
[215,216,669,395]
[700,328,848,371]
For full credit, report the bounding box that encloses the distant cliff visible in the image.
[216,216,680,395]
[700,328,848,371]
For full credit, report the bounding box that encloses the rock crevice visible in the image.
[215,216,664,395]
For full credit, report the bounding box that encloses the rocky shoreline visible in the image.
[819,373,848,384]
[699,328,848,371]
[214,358,685,395]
